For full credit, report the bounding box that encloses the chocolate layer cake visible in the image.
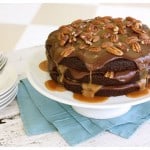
[45,16,150,97]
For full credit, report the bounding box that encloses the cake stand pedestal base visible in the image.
[72,106,131,119]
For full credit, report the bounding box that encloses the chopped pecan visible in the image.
[126,36,139,44]
[80,32,93,45]
[101,41,113,48]
[131,42,141,53]
[60,46,75,57]
[106,46,124,56]
[89,46,101,52]
[104,71,114,79]
[68,36,76,43]
[110,34,119,43]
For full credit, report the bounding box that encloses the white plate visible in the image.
[0,82,18,99]
[0,85,18,104]
[0,64,18,95]
[0,87,17,110]
[27,46,150,119]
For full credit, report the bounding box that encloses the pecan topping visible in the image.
[106,46,124,56]
[125,20,133,27]
[110,34,119,43]
[71,19,83,28]
[80,32,93,45]
[131,42,141,53]
[115,42,129,52]
[132,26,145,34]
[92,35,100,42]
[86,23,99,33]
[58,33,69,46]
[139,33,150,40]
[60,46,75,57]
[89,46,101,52]
[113,26,119,34]
[105,23,114,29]
[141,39,150,45]
[101,16,112,23]
[104,71,114,79]
[101,32,111,39]
[101,42,113,48]
[59,25,73,34]
[126,36,139,44]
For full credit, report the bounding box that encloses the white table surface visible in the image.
[0,3,150,147]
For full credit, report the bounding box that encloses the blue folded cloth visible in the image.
[17,79,150,145]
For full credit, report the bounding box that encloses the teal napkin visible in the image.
[17,79,150,145]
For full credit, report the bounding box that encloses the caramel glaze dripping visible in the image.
[39,60,48,72]
[73,93,108,103]
[39,58,150,102]
[45,80,65,92]
[126,88,149,98]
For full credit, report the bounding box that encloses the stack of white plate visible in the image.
[0,64,18,110]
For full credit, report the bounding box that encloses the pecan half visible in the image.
[126,36,139,44]
[60,46,75,57]
[58,33,69,46]
[106,46,124,56]
[59,25,73,34]
[132,26,145,34]
[110,34,119,43]
[104,71,114,79]
[125,20,133,27]
[131,42,141,53]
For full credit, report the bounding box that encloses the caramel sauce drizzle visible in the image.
[73,93,108,103]
[39,60,48,72]
[126,88,150,98]
[45,80,66,92]
[39,60,150,103]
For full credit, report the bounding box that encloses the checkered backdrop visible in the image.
[0,3,150,52]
